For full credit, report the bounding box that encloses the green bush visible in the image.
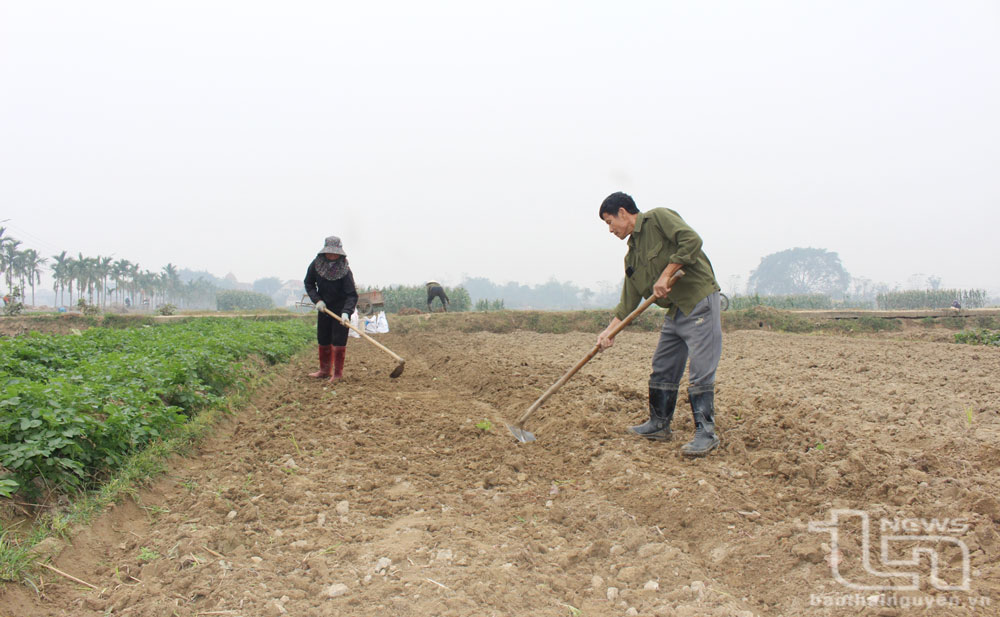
[2,287,24,317]
[76,298,100,316]
[216,290,274,311]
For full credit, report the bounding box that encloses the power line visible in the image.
[2,222,68,256]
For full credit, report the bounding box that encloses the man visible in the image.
[597,192,723,457]
[426,280,450,312]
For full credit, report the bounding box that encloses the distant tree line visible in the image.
[0,227,220,310]
[4,229,993,314]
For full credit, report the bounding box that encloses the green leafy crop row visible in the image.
[954,329,1000,346]
[0,318,312,497]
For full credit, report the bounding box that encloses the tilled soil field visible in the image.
[4,325,1000,616]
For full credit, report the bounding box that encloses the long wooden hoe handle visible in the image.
[513,269,685,427]
[321,307,405,364]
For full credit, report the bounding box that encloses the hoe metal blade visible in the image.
[507,424,536,443]
[389,361,405,379]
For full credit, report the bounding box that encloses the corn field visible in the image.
[361,285,471,313]
[729,293,834,310]
[876,289,987,310]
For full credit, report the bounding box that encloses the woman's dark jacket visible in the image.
[304,261,359,316]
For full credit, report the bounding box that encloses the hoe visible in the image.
[321,307,405,378]
[507,270,685,443]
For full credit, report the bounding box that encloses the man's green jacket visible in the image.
[613,208,720,321]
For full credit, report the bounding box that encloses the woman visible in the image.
[304,236,358,381]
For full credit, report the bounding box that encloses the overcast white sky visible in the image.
[2,1,998,295]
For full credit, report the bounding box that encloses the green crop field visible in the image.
[0,318,312,498]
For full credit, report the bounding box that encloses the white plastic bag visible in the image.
[364,315,378,334]
[349,310,360,338]
[376,310,389,333]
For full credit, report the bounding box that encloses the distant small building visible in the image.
[276,279,306,307]
[223,272,253,291]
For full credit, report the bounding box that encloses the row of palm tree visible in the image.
[0,228,219,309]
[1,228,48,305]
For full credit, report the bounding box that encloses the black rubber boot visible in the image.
[627,387,677,441]
[681,388,720,457]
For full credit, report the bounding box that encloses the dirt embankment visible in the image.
[3,324,999,616]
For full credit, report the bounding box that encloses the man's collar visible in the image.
[628,211,648,244]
